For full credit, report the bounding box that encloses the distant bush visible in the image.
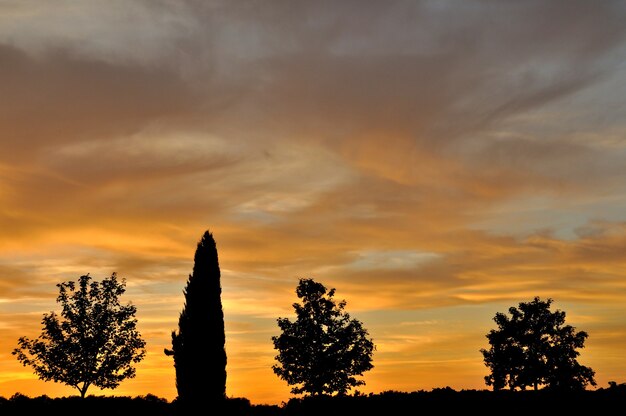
[1,389,625,416]
[281,388,626,416]
[0,395,282,416]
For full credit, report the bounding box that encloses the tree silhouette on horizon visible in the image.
[13,273,146,398]
[165,231,227,404]
[272,278,375,396]
[481,296,595,391]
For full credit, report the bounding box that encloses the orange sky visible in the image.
[1,0,626,405]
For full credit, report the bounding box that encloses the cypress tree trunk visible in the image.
[166,231,227,404]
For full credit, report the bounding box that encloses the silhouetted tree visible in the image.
[272,278,375,396]
[13,273,146,398]
[165,231,226,404]
[481,296,595,391]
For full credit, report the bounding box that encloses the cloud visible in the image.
[0,45,201,162]
[0,1,196,65]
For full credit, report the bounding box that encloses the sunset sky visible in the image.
[1,0,626,405]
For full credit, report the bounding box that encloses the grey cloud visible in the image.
[0,45,201,161]
[7,1,624,136]
[0,0,196,66]
[3,1,625,155]
[201,0,626,140]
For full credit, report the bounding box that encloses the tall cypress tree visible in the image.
[165,231,227,404]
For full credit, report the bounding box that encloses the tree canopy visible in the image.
[13,273,146,398]
[481,296,595,391]
[272,278,375,396]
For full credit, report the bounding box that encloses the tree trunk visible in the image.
[79,383,89,398]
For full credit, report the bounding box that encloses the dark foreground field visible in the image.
[2,387,626,415]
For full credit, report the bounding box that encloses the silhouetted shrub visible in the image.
[1,390,625,416]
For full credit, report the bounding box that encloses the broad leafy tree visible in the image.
[13,273,146,398]
[481,296,595,391]
[272,278,375,396]
[165,231,226,404]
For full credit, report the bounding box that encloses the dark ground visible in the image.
[2,387,626,415]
